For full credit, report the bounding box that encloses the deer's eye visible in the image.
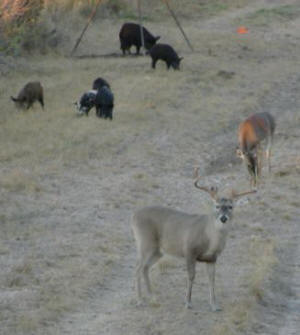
[228,206,233,210]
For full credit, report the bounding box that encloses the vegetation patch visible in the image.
[238,4,300,26]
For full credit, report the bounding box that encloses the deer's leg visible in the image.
[251,173,256,188]
[135,235,161,300]
[185,256,196,309]
[266,136,273,173]
[255,149,260,181]
[206,262,221,311]
[249,165,256,188]
[142,250,162,296]
[136,259,143,300]
[266,149,271,173]
[254,146,262,186]
[135,242,152,300]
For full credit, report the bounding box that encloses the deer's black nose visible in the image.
[220,216,227,223]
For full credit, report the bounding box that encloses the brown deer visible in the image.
[237,112,275,187]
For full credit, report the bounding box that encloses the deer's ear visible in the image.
[233,197,242,206]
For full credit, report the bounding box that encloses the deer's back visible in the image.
[132,206,209,257]
[239,112,275,151]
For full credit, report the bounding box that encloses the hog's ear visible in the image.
[155,36,160,41]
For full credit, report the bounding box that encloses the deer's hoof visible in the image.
[211,304,222,312]
[185,302,193,309]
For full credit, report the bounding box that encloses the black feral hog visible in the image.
[149,44,183,70]
[11,81,44,109]
[92,77,110,91]
[95,86,114,120]
[119,22,160,55]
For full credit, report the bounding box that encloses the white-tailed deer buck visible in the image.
[237,112,275,187]
[131,175,256,311]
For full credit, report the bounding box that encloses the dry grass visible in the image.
[212,236,278,334]
[0,168,42,193]
[0,1,299,334]
[0,228,124,333]
[213,299,254,335]
[247,236,278,300]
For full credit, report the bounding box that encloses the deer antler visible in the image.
[193,167,218,199]
[231,189,257,199]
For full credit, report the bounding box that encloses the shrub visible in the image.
[0,0,45,55]
[0,0,129,55]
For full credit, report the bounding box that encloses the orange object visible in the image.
[237,26,249,34]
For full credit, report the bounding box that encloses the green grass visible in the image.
[239,4,300,26]
[199,1,229,16]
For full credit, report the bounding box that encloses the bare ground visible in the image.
[0,1,299,334]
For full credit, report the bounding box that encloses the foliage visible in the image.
[0,0,130,55]
[0,0,48,55]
